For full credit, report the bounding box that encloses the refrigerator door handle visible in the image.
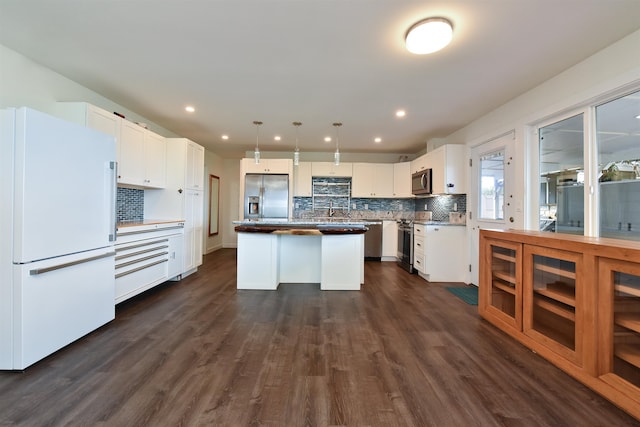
[109,161,117,242]
[259,186,265,218]
[29,251,116,276]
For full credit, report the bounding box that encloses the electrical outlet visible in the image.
[364,203,368,210]
[454,202,458,211]
[295,202,299,209]
[352,203,356,209]
[424,203,428,210]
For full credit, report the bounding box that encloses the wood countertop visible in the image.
[234,224,368,235]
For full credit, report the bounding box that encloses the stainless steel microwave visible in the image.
[412,169,432,195]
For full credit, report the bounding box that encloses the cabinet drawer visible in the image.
[414,224,425,235]
[414,236,425,253]
[115,259,168,303]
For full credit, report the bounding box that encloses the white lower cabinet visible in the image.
[114,223,184,303]
[382,220,398,261]
[414,223,467,282]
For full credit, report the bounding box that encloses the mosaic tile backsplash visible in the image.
[293,177,466,221]
[116,187,144,222]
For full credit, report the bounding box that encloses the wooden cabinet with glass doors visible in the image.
[598,258,640,401]
[479,229,640,421]
[523,245,583,365]
[479,237,522,332]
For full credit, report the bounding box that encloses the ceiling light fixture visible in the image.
[221,135,229,140]
[253,120,262,164]
[374,137,382,143]
[396,110,406,118]
[292,121,302,166]
[333,122,342,166]
[405,17,453,54]
[274,135,281,141]
[185,106,195,113]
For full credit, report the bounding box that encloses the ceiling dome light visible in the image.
[405,17,453,54]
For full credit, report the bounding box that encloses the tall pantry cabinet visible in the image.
[145,138,205,278]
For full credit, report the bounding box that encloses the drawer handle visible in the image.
[116,238,169,252]
[117,225,184,236]
[115,259,168,279]
[115,251,168,270]
[115,245,169,261]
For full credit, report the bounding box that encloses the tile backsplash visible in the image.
[116,187,144,222]
[293,177,466,221]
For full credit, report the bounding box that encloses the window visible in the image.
[538,114,584,234]
[480,150,504,220]
[597,90,640,241]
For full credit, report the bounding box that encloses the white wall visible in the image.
[0,44,178,138]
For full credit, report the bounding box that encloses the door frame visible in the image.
[468,131,519,285]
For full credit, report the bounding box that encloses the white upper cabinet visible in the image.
[55,102,120,139]
[242,158,291,174]
[311,162,352,177]
[294,162,312,197]
[186,140,204,190]
[118,120,167,188]
[352,163,394,198]
[141,129,166,188]
[393,162,412,198]
[55,101,166,189]
[410,154,428,174]
[426,144,467,194]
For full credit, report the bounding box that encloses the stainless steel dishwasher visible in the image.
[364,223,382,260]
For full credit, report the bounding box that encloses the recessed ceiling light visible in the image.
[324,136,332,143]
[374,137,382,143]
[405,17,453,54]
[185,106,195,113]
[396,110,406,118]
[274,135,281,141]
[636,114,640,119]
[221,135,229,140]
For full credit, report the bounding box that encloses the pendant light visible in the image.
[253,120,262,164]
[333,122,342,166]
[292,121,302,166]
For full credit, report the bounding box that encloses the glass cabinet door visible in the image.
[480,238,522,331]
[599,258,640,394]
[523,246,582,363]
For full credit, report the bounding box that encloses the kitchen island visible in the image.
[233,220,374,290]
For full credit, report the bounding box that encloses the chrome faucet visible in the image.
[329,200,335,217]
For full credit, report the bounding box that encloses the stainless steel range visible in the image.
[397,219,414,273]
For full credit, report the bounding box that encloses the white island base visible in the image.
[236,232,364,290]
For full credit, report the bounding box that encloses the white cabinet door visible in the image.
[118,120,146,186]
[184,190,203,272]
[427,144,467,194]
[143,130,166,188]
[352,163,394,197]
[294,162,312,196]
[311,161,352,177]
[424,225,467,282]
[352,163,374,197]
[242,158,291,174]
[382,220,398,259]
[411,154,428,174]
[393,162,412,197]
[186,141,205,190]
[167,233,184,280]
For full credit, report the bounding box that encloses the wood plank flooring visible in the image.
[1,249,639,426]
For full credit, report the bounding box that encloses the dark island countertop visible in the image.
[233,220,375,235]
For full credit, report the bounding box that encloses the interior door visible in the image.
[468,132,517,285]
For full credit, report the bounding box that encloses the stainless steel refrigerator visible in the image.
[244,174,289,220]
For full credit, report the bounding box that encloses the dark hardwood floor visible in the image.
[1,249,639,426]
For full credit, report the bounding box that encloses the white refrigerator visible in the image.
[0,107,117,370]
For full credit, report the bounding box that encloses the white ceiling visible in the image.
[1,0,640,158]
